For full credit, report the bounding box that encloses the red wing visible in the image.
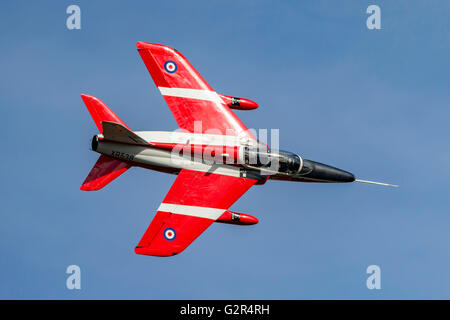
[136,41,254,138]
[135,169,257,257]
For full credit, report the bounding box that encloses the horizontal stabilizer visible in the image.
[101,121,150,145]
[80,155,131,191]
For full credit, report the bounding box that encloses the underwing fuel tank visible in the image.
[219,94,259,110]
[216,210,259,225]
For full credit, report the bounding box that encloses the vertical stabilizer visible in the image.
[81,94,129,133]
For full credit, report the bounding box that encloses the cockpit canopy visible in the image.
[243,147,313,175]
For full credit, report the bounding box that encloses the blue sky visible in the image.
[1,0,449,299]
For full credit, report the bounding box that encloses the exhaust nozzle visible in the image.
[91,135,99,151]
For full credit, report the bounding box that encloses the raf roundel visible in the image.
[163,228,177,241]
[164,61,177,73]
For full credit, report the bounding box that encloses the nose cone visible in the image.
[302,159,355,183]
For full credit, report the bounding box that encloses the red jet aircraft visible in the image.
[81,42,396,257]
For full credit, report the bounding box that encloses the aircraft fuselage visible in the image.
[91,131,355,184]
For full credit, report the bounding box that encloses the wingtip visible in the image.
[134,246,180,257]
[80,184,91,191]
[80,93,96,101]
[80,183,100,191]
[136,41,175,52]
[136,41,146,49]
[136,41,157,50]
[135,249,176,257]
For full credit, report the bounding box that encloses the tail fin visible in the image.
[101,121,150,145]
[81,94,129,133]
[80,155,131,191]
[80,95,133,191]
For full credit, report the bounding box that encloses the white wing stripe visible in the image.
[158,87,223,104]
[157,203,225,220]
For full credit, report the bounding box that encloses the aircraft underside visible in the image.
[80,42,395,257]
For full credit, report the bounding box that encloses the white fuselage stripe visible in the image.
[157,203,225,220]
[158,87,223,104]
[133,131,258,148]
[95,140,245,178]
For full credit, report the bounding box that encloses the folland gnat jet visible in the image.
[81,42,396,257]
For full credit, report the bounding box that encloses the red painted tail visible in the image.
[80,155,130,191]
[80,94,131,191]
[80,94,129,133]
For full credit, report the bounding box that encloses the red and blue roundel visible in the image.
[163,227,176,241]
[164,61,177,73]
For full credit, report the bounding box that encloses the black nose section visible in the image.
[302,159,355,183]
